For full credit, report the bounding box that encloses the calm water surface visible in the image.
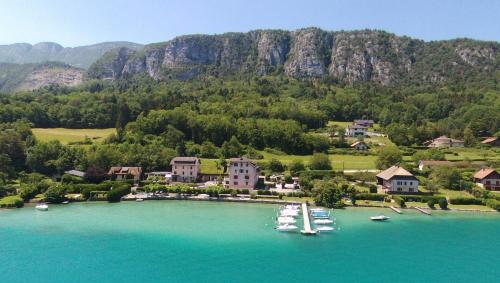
[0,201,499,283]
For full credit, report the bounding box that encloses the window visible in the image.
[245,182,248,186]
[397,188,402,191]
[245,175,249,180]
[240,169,243,173]
[246,170,248,173]
[174,171,177,174]
[404,182,407,185]
[234,163,238,167]
[397,181,402,185]
[225,181,229,184]
[234,182,238,185]
[409,188,414,192]
[234,170,237,174]
[233,175,238,179]
[410,182,413,185]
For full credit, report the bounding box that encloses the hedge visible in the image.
[356,193,385,201]
[400,195,446,203]
[393,195,406,208]
[485,199,500,211]
[0,196,24,208]
[298,170,339,180]
[107,183,132,202]
[449,197,484,205]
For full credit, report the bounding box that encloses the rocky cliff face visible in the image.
[88,28,500,85]
[0,62,85,92]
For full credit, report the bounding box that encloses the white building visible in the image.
[376,165,419,193]
[346,125,368,137]
[225,157,260,189]
[170,157,201,183]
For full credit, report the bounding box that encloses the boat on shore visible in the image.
[35,203,48,211]
[370,215,390,221]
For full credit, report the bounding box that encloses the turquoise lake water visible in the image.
[0,201,499,283]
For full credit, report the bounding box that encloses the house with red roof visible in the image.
[474,168,500,191]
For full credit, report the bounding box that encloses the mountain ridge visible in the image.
[88,28,499,85]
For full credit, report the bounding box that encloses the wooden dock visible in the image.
[390,206,402,214]
[413,206,431,215]
[300,203,317,235]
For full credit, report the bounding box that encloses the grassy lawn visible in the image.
[200,159,220,174]
[282,196,315,203]
[435,189,473,198]
[444,148,500,161]
[32,128,115,144]
[258,151,377,170]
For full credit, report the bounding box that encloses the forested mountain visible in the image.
[0,41,143,69]
[88,28,499,85]
[0,62,85,92]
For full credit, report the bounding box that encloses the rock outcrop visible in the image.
[88,28,500,85]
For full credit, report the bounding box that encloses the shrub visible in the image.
[0,196,24,208]
[356,193,385,201]
[19,185,39,201]
[368,184,378,193]
[485,199,500,211]
[107,183,131,202]
[44,185,67,203]
[449,197,483,205]
[427,199,435,209]
[309,153,332,170]
[393,195,406,208]
[438,198,448,210]
[241,189,250,195]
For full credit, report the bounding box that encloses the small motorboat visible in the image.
[370,215,390,221]
[314,219,334,225]
[62,201,69,204]
[316,226,335,232]
[280,210,299,217]
[277,218,297,224]
[275,224,298,231]
[136,198,144,202]
[35,203,49,211]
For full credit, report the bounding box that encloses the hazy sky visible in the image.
[0,0,499,46]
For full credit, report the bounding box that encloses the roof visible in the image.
[347,125,367,129]
[354,119,374,124]
[433,136,464,143]
[64,169,85,177]
[376,165,415,181]
[473,168,498,179]
[170,157,200,165]
[350,141,368,147]
[229,157,258,167]
[418,160,453,166]
[108,167,142,176]
[481,137,498,144]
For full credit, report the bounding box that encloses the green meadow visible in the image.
[32,128,115,144]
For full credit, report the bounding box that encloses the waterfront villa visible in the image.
[225,157,260,189]
[473,168,500,191]
[353,119,375,128]
[425,136,464,148]
[481,137,500,147]
[376,165,419,193]
[108,167,142,183]
[346,125,368,137]
[418,160,454,171]
[170,157,201,183]
[351,141,369,151]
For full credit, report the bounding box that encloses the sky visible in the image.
[0,0,499,47]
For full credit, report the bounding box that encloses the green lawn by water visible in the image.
[32,128,116,144]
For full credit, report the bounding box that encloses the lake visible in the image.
[0,201,499,283]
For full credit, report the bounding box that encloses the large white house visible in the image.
[376,165,419,193]
[170,157,201,183]
[346,125,367,137]
[225,157,260,189]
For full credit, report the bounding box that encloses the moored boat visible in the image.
[316,226,334,232]
[313,219,334,225]
[370,215,390,221]
[35,203,48,211]
[275,223,298,231]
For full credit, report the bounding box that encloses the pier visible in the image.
[413,206,431,215]
[390,206,402,214]
[300,203,317,235]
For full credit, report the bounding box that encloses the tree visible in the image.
[439,198,448,210]
[376,146,402,169]
[221,136,244,158]
[427,199,435,209]
[313,180,345,208]
[84,165,107,183]
[43,185,67,204]
[309,153,332,170]
[430,167,463,190]
[463,127,476,147]
[268,159,284,173]
[289,160,305,176]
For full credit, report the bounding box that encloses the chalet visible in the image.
[418,160,454,171]
[473,168,500,191]
[225,157,260,189]
[425,136,464,148]
[376,165,419,193]
[354,119,375,128]
[351,141,369,151]
[170,157,201,183]
[346,125,367,137]
[108,167,142,183]
[481,137,500,147]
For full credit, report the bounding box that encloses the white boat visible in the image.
[277,218,297,224]
[370,215,390,221]
[62,201,69,204]
[136,198,144,202]
[316,226,335,232]
[280,209,299,217]
[35,204,48,211]
[314,219,334,225]
[284,205,301,211]
[275,224,298,231]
